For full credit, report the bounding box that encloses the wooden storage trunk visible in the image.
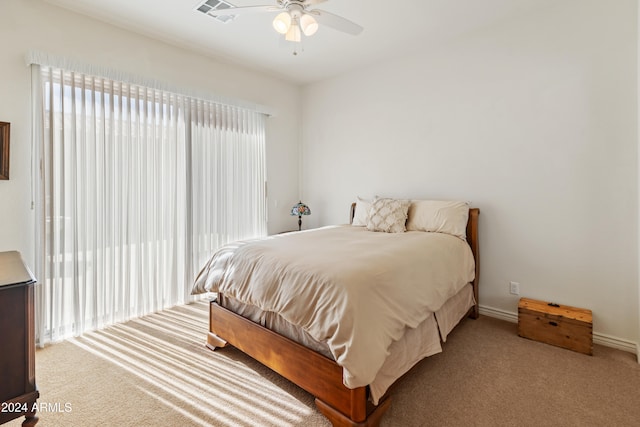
[518,297,593,355]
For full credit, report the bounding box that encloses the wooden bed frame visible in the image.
[206,206,480,426]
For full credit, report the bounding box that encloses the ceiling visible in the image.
[43,0,551,85]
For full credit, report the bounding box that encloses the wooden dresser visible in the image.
[0,251,39,426]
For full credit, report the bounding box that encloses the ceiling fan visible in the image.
[209,0,364,43]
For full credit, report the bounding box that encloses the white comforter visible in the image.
[192,225,475,389]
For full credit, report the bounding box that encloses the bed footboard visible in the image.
[207,301,388,425]
[315,397,391,427]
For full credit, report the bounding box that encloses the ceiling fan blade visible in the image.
[210,5,280,17]
[308,9,363,35]
[303,0,329,5]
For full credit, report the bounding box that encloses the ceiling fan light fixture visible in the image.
[300,13,318,36]
[285,19,302,42]
[272,11,291,34]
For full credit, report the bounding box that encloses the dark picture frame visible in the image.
[0,122,9,180]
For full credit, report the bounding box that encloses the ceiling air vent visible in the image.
[195,0,236,23]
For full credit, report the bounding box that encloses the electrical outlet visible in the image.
[509,281,520,295]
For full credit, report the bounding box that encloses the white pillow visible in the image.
[352,196,373,226]
[406,200,469,240]
[366,198,410,233]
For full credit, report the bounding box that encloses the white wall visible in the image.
[0,0,301,266]
[301,0,639,345]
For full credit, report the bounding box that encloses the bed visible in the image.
[192,199,480,426]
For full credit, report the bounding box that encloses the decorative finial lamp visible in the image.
[291,201,311,231]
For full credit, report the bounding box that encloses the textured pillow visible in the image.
[406,200,469,240]
[366,198,410,233]
[352,196,373,226]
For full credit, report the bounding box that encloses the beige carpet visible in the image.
[6,301,640,427]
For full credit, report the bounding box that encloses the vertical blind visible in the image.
[32,65,267,346]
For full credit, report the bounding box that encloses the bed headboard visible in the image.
[349,202,480,318]
[466,208,480,318]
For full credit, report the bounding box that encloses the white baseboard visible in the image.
[479,305,518,323]
[594,333,638,354]
[479,304,639,357]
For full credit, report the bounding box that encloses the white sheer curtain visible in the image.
[189,100,267,275]
[32,63,267,346]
